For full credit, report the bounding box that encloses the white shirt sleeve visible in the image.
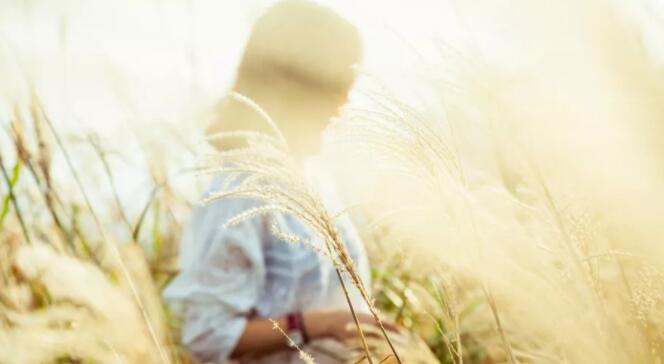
[164,195,265,362]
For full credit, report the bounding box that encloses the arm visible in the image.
[171,194,398,361]
[230,316,290,358]
[231,310,399,358]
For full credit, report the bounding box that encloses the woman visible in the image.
[164,1,397,362]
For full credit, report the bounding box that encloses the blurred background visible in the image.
[2,0,664,363]
[1,0,663,220]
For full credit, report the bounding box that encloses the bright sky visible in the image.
[1,0,662,134]
[0,0,662,234]
[0,0,466,133]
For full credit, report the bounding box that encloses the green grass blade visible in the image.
[0,161,22,229]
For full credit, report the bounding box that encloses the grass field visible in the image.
[1,1,664,363]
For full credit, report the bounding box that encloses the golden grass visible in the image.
[1,1,664,363]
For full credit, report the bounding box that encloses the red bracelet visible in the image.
[286,312,299,332]
[286,312,310,345]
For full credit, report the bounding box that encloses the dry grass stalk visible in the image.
[269,319,317,364]
[29,95,172,363]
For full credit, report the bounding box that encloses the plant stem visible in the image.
[0,154,31,244]
[88,134,133,238]
[326,242,374,364]
[483,283,516,364]
[327,225,403,364]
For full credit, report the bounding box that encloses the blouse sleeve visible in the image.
[163,195,265,362]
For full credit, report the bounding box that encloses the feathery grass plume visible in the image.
[0,243,164,363]
[269,319,317,364]
[331,83,662,362]
[327,1,664,359]
[203,92,401,364]
[1,88,193,361]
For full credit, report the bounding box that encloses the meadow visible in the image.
[1,0,664,363]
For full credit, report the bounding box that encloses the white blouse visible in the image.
[163,161,370,363]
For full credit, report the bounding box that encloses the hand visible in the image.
[303,309,401,342]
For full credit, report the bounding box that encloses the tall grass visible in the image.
[326,2,664,363]
[1,0,664,363]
